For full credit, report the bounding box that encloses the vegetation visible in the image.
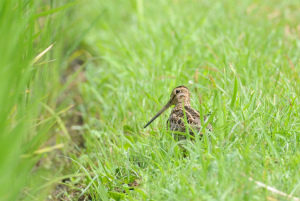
[0,0,82,200]
[1,0,300,200]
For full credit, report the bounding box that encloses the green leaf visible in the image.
[230,76,238,108]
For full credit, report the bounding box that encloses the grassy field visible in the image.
[2,0,300,200]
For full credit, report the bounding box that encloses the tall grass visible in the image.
[0,1,78,200]
[53,0,300,200]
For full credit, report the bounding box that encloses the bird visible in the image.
[144,85,212,140]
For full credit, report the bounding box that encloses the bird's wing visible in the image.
[167,106,213,132]
[185,106,213,131]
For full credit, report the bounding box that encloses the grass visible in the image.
[62,0,300,200]
[2,0,300,200]
[0,0,83,200]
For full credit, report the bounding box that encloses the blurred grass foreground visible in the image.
[1,0,300,200]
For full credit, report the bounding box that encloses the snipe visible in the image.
[144,86,212,140]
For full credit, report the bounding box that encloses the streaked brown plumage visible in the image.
[144,86,212,140]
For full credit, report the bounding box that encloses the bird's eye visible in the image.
[176,90,180,94]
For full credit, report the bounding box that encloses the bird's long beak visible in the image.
[144,95,175,128]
